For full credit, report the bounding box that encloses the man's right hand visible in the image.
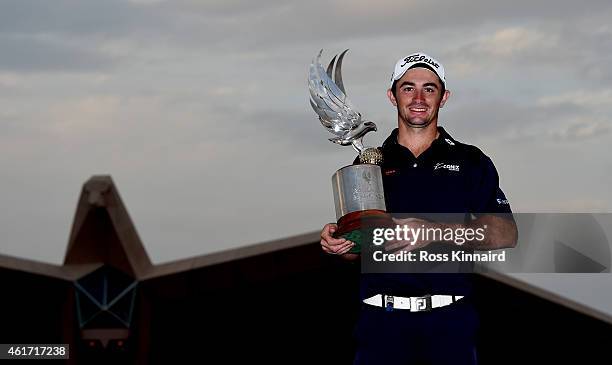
[320,223,355,255]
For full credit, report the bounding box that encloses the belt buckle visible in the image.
[384,295,394,312]
[411,295,432,312]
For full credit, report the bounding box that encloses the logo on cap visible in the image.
[400,54,440,69]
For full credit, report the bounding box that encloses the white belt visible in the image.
[363,294,464,312]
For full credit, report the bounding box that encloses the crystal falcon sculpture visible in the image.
[308,50,381,164]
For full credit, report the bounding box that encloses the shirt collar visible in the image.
[382,126,456,150]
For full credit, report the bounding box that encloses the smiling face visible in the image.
[387,67,450,129]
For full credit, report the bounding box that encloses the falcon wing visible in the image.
[308,50,362,137]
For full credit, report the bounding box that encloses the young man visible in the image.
[320,52,518,364]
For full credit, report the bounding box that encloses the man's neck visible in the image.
[397,122,439,158]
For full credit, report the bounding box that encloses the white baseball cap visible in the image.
[389,52,446,89]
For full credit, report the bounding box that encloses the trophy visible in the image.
[308,50,392,253]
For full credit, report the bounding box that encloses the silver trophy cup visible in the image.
[308,50,390,252]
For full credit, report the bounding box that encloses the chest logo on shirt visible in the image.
[383,168,399,176]
[433,162,460,172]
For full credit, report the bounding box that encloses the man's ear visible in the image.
[439,90,451,108]
[387,89,397,106]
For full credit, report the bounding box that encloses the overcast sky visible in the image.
[1,0,612,267]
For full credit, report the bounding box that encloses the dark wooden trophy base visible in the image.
[333,209,394,254]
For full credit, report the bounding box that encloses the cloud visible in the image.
[444,92,612,145]
[0,0,609,84]
[445,22,612,84]
[549,120,611,141]
[46,95,123,136]
[469,27,558,57]
[3,0,610,54]
[0,1,153,36]
[537,89,612,108]
[0,34,115,72]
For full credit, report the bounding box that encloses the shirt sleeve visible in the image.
[469,153,513,215]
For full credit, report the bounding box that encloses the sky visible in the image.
[1,0,612,269]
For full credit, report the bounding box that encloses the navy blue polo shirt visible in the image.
[360,126,512,298]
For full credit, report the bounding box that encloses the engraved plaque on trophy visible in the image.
[308,50,392,253]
